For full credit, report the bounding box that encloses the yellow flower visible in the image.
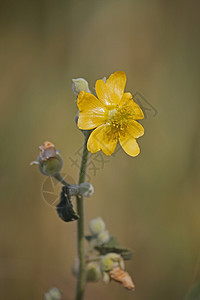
[77,71,144,157]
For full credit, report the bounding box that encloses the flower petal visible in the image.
[120,93,144,120]
[95,71,126,107]
[119,121,144,156]
[119,136,140,157]
[87,123,118,155]
[77,91,108,130]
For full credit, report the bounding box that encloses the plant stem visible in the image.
[86,256,102,263]
[75,133,90,300]
[54,173,69,186]
[54,133,90,300]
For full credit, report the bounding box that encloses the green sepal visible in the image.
[56,186,79,222]
[95,236,133,260]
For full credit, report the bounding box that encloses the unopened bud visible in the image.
[102,271,110,283]
[97,230,110,245]
[44,294,51,300]
[86,262,101,282]
[72,258,79,277]
[89,217,106,236]
[72,78,91,96]
[100,253,122,273]
[31,141,63,176]
[79,182,94,197]
[44,287,61,300]
[69,184,80,197]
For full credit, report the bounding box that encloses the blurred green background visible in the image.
[1,0,200,299]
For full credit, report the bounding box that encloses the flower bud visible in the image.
[39,154,63,176]
[102,271,110,283]
[72,258,79,277]
[69,184,80,197]
[100,253,122,273]
[31,141,63,176]
[89,217,106,236]
[44,293,52,300]
[44,287,61,300]
[72,78,91,96]
[86,262,101,282]
[97,230,110,245]
[79,182,94,197]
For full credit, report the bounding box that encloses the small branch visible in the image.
[53,173,69,186]
[86,256,102,263]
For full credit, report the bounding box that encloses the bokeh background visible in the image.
[1,0,200,299]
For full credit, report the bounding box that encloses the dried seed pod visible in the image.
[39,141,57,162]
[109,267,135,291]
[31,141,63,176]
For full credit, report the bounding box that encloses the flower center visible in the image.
[108,105,133,131]
[108,109,117,119]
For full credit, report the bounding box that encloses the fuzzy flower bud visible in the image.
[79,182,94,197]
[89,217,106,236]
[97,230,110,245]
[44,287,61,300]
[73,260,101,282]
[31,141,63,176]
[72,258,79,277]
[100,253,135,291]
[100,253,122,273]
[86,262,101,282]
[72,78,91,96]
[102,271,110,283]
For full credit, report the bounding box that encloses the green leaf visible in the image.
[103,236,120,247]
[95,236,133,260]
[85,235,94,242]
[56,186,79,222]
[185,282,200,300]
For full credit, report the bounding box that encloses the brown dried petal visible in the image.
[109,267,135,291]
[39,141,56,162]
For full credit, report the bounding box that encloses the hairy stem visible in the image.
[53,173,69,186]
[75,133,90,300]
[86,256,102,263]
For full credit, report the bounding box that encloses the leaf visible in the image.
[185,282,200,300]
[56,186,79,222]
[85,235,94,242]
[95,236,133,260]
[104,236,120,247]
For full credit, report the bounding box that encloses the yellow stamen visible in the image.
[108,104,134,132]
